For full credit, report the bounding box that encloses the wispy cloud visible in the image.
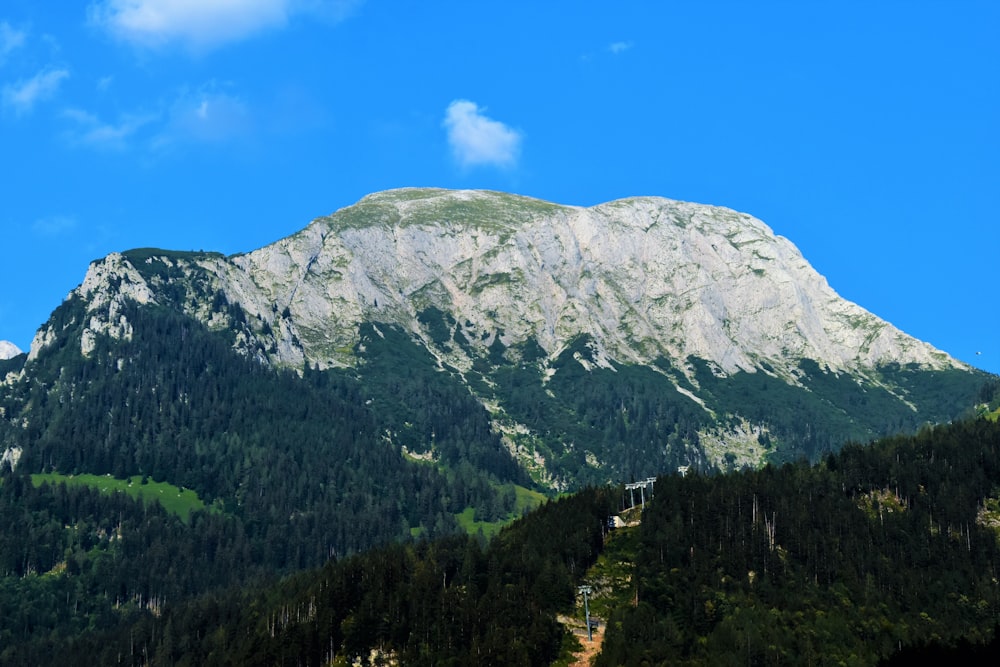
[608,41,633,55]
[89,0,361,52]
[0,21,27,64]
[89,0,289,51]
[31,215,78,237]
[443,99,521,169]
[61,84,253,152]
[157,88,252,147]
[63,107,157,150]
[2,68,69,115]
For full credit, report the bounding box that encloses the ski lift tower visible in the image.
[625,482,638,508]
[578,584,594,641]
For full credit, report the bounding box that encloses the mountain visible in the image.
[53,187,955,375]
[13,188,991,487]
[221,187,951,376]
[0,340,21,360]
[0,188,995,664]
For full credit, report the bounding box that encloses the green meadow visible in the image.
[455,483,548,538]
[31,473,207,523]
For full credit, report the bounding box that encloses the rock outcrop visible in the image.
[200,188,959,379]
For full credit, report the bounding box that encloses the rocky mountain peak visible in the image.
[216,189,958,380]
[29,189,961,385]
[15,188,985,476]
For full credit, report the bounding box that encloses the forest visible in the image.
[0,292,534,662]
[6,415,1000,664]
[0,482,618,665]
[596,417,1000,665]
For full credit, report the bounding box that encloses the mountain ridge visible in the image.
[13,188,988,478]
[36,187,961,379]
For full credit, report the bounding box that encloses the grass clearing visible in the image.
[513,484,547,513]
[454,483,549,539]
[455,506,503,538]
[31,473,206,523]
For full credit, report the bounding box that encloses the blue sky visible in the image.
[1,1,997,374]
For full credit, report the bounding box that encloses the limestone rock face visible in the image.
[213,188,958,379]
[33,188,962,380]
[29,252,154,361]
[18,188,980,478]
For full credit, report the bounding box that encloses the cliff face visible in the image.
[22,188,981,480]
[84,187,955,376]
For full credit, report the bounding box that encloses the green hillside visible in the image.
[596,418,1000,665]
[7,417,1000,665]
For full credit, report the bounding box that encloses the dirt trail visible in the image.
[557,614,605,667]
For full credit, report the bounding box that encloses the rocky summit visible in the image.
[18,188,990,483]
[57,188,958,375]
[237,189,956,376]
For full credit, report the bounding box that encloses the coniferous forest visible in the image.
[0,294,532,663]
[596,417,1000,665]
[6,414,1000,663]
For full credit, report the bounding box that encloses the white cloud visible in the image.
[89,0,289,51]
[608,41,633,55]
[2,68,69,115]
[61,85,252,152]
[443,100,521,169]
[89,0,361,51]
[63,107,156,150]
[0,21,27,64]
